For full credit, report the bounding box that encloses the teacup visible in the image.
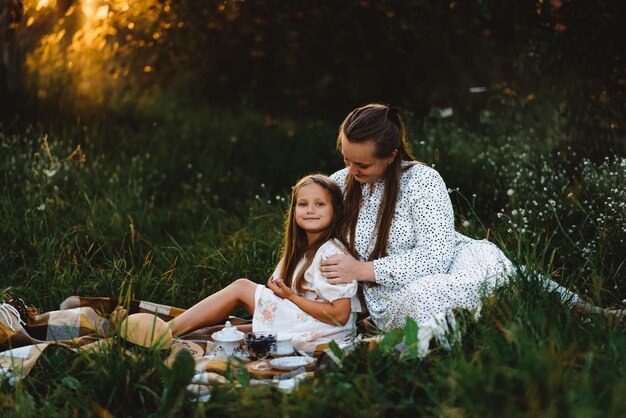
[271,334,294,357]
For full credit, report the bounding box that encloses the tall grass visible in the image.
[1,100,625,416]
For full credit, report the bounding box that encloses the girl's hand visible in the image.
[267,278,296,300]
[320,254,375,284]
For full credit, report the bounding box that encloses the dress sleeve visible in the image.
[271,258,284,281]
[372,167,455,287]
[330,168,348,191]
[312,241,358,302]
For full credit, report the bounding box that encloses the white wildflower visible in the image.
[43,167,58,177]
[439,107,453,118]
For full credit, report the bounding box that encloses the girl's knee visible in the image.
[232,278,255,290]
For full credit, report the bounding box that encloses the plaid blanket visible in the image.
[1,296,336,394]
[1,296,185,347]
[0,297,215,382]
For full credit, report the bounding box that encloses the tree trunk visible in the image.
[0,0,23,100]
[1,0,76,106]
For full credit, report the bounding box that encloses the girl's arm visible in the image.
[267,279,351,326]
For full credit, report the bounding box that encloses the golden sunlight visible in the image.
[81,0,95,20]
[22,0,175,106]
[35,0,54,11]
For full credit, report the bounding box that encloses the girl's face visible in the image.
[294,183,334,243]
[341,139,397,183]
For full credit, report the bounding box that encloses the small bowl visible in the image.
[243,332,277,370]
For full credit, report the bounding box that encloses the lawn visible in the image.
[1,98,624,416]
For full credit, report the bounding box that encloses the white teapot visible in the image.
[210,321,244,356]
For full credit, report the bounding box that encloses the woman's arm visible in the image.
[321,255,375,282]
[370,168,455,287]
[323,166,455,287]
[267,279,352,325]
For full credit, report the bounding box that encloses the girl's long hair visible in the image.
[280,174,353,293]
[338,103,419,260]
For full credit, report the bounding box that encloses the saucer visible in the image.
[269,356,315,371]
[270,351,297,358]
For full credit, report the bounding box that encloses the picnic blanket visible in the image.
[1,296,385,397]
[1,296,184,344]
[0,297,256,395]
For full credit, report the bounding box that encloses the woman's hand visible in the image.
[267,278,296,300]
[320,254,375,284]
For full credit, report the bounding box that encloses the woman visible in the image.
[320,103,621,340]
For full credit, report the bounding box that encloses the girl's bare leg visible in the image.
[168,278,258,337]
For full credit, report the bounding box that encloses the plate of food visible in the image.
[269,356,315,371]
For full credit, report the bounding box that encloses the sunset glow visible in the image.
[22,0,176,105]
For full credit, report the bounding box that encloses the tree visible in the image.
[0,0,23,99]
[0,0,76,109]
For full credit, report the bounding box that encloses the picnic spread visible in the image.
[0,296,366,398]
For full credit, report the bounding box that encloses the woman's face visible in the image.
[341,139,397,184]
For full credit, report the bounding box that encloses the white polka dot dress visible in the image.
[331,163,578,333]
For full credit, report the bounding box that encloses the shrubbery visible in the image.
[2,90,624,308]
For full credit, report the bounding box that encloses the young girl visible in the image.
[164,174,362,350]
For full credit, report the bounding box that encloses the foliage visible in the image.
[2,0,626,404]
[195,275,626,418]
[1,92,625,415]
[3,0,623,135]
[407,98,625,304]
[0,340,200,417]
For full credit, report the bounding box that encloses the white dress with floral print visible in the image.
[252,239,362,351]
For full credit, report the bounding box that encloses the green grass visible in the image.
[1,101,625,416]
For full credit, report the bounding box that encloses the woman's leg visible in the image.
[168,278,258,337]
[535,276,625,325]
[572,300,626,324]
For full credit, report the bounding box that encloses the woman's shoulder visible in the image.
[330,168,349,188]
[400,162,447,194]
[402,161,444,181]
